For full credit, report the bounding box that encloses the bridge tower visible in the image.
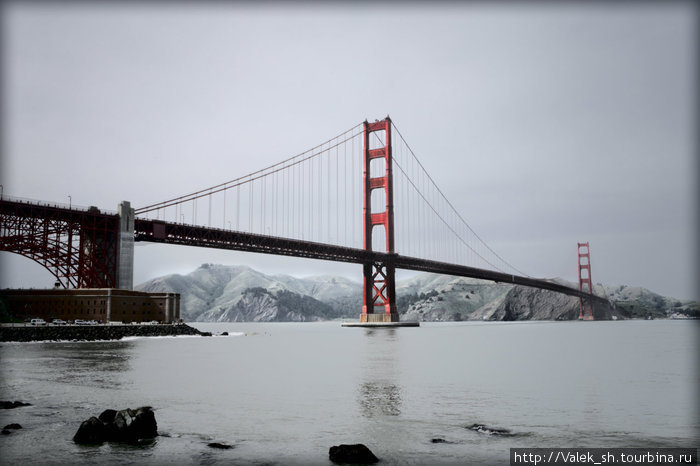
[578,242,594,320]
[361,117,399,323]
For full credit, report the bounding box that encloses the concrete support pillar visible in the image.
[117,201,135,290]
[106,288,112,322]
[166,293,173,323]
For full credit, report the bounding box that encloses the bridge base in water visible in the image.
[341,321,420,328]
[342,313,419,327]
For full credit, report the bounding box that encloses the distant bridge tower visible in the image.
[361,117,399,323]
[578,242,594,320]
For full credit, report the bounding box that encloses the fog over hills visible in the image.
[136,264,698,322]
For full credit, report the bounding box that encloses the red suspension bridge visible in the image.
[0,117,603,321]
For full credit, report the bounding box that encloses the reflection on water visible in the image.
[50,342,133,389]
[358,382,402,417]
[357,328,403,418]
[4,341,134,390]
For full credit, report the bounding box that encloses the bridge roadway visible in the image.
[135,218,608,304]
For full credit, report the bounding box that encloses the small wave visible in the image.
[119,332,245,341]
[120,335,204,342]
[467,423,530,437]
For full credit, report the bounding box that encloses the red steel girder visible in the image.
[0,199,119,288]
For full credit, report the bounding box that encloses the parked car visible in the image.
[30,318,47,326]
[74,319,88,325]
[51,319,67,325]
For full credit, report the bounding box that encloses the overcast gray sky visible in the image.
[1,1,697,300]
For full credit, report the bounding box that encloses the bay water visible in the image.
[0,320,697,465]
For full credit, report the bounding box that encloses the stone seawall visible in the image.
[0,324,203,342]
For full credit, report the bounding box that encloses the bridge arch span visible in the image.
[0,199,120,288]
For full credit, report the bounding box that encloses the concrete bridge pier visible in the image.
[116,201,135,290]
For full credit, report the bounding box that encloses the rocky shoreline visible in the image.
[0,323,204,342]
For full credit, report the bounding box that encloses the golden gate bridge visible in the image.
[0,117,603,321]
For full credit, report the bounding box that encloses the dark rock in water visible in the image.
[221,332,229,336]
[207,442,233,449]
[431,438,448,443]
[74,406,157,445]
[98,409,118,438]
[112,407,157,443]
[73,416,107,444]
[130,407,158,440]
[1,430,11,435]
[467,423,512,436]
[201,332,213,337]
[0,401,31,409]
[98,409,117,424]
[4,424,22,430]
[113,409,133,434]
[329,444,379,464]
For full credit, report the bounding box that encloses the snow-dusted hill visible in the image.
[136,265,698,322]
[136,264,362,321]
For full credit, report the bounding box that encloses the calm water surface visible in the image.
[0,320,698,465]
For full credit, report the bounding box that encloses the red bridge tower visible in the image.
[361,118,399,323]
[578,242,594,320]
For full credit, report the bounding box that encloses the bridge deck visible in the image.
[134,219,607,303]
[1,197,605,304]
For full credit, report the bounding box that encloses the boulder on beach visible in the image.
[73,406,157,445]
[329,444,379,464]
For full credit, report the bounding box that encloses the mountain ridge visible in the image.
[135,263,698,322]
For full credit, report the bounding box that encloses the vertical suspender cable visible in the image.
[320,147,323,242]
[343,137,347,246]
[352,132,356,246]
[311,154,314,240]
[327,141,331,242]
[334,144,340,244]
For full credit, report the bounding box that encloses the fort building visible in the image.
[0,288,180,324]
